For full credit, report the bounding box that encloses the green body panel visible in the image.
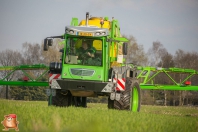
[110,37,128,42]
[71,18,78,26]
[109,19,123,62]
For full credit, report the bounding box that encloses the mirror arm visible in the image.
[46,35,64,39]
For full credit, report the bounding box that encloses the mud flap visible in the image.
[46,89,56,96]
[110,92,120,101]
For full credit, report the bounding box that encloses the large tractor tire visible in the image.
[108,78,141,112]
[51,90,73,107]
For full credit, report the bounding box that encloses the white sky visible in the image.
[0,0,198,54]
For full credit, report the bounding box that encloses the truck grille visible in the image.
[70,68,95,76]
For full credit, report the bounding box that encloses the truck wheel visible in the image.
[109,78,141,112]
[52,90,72,107]
[130,81,141,112]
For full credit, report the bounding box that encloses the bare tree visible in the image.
[123,35,148,66]
[20,42,54,83]
[147,41,167,66]
[21,42,43,65]
[174,49,198,106]
[174,49,198,70]
[0,49,22,99]
[157,52,174,106]
[147,41,168,104]
[158,52,174,68]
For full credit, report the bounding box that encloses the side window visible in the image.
[93,40,102,50]
[93,40,102,59]
[65,38,78,64]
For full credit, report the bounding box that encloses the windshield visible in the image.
[65,38,102,66]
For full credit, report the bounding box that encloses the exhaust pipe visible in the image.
[86,12,89,26]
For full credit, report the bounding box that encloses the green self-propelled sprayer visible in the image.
[43,12,198,111]
[1,12,197,111]
[44,12,141,111]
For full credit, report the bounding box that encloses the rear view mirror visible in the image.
[43,38,53,51]
[48,39,53,46]
[43,39,48,51]
[123,42,128,55]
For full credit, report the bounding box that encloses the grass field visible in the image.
[0,99,198,132]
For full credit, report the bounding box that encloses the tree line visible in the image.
[0,36,198,106]
[0,39,63,101]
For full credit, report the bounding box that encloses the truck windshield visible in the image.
[65,38,102,66]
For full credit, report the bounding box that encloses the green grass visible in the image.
[0,99,198,132]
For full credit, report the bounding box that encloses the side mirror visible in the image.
[48,39,53,46]
[123,42,128,55]
[43,38,53,51]
[43,39,48,51]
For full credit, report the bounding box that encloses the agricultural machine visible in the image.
[43,12,198,111]
[44,12,141,111]
[1,12,198,112]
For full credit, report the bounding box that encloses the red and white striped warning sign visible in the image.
[114,78,126,91]
[49,74,61,84]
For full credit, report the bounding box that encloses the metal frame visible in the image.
[1,65,198,91]
[0,64,49,86]
[137,66,198,91]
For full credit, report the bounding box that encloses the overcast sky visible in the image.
[0,0,198,54]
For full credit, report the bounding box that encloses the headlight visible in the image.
[95,32,101,36]
[101,32,106,35]
[69,30,74,34]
